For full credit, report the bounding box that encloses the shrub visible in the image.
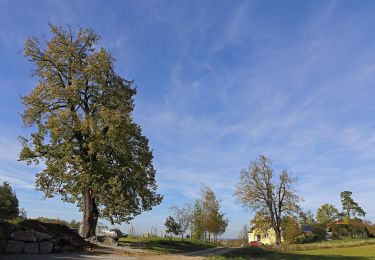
[294,234,317,244]
[311,224,326,240]
[330,224,369,239]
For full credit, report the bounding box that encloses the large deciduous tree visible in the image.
[19,24,162,238]
[234,155,300,245]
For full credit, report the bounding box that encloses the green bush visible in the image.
[330,224,369,239]
[294,234,317,244]
[311,224,326,240]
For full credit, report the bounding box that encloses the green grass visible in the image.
[210,239,375,260]
[211,245,375,259]
[118,237,217,254]
[271,238,375,252]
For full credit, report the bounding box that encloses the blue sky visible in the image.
[1,0,375,238]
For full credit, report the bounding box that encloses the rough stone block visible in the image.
[5,240,24,253]
[34,231,52,241]
[13,229,36,242]
[40,241,54,253]
[0,239,7,253]
[0,222,13,239]
[24,242,39,254]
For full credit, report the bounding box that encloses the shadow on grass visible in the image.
[216,247,371,260]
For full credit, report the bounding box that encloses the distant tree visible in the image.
[70,219,81,229]
[128,225,136,238]
[317,204,339,224]
[36,217,70,226]
[340,191,366,218]
[19,24,162,238]
[19,208,27,221]
[238,225,249,246]
[192,200,205,240]
[195,185,229,242]
[164,216,181,237]
[201,185,228,242]
[0,182,20,220]
[150,226,158,237]
[298,210,316,226]
[281,216,301,244]
[234,155,301,245]
[190,185,229,242]
[171,203,193,239]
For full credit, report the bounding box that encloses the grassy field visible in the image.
[210,239,375,260]
[273,238,375,252]
[118,237,217,254]
[211,245,375,259]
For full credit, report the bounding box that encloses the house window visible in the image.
[256,235,261,241]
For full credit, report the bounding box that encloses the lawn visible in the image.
[274,238,375,252]
[211,240,375,260]
[118,237,217,254]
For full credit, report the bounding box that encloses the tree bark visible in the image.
[81,188,99,238]
[274,227,282,245]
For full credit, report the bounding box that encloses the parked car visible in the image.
[248,241,264,247]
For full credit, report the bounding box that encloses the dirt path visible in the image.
[144,247,236,259]
[1,245,236,260]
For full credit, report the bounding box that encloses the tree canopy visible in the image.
[191,184,228,242]
[19,24,162,237]
[317,203,339,224]
[234,155,301,245]
[164,216,182,237]
[340,191,365,219]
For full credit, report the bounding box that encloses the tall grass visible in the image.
[269,238,375,252]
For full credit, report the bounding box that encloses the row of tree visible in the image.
[164,184,228,242]
[316,191,366,225]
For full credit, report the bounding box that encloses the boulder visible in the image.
[34,231,52,241]
[24,242,39,254]
[97,236,118,246]
[13,229,36,242]
[40,241,54,253]
[0,221,13,239]
[5,240,24,253]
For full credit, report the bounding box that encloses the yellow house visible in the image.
[248,227,284,245]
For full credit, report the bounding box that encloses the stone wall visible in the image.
[0,221,55,254]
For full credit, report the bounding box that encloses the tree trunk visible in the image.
[274,227,282,246]
[81,188,99,238]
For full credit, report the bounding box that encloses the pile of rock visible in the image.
[19,219,87,251]
[0,219,87,254]
[0,221,54,254]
